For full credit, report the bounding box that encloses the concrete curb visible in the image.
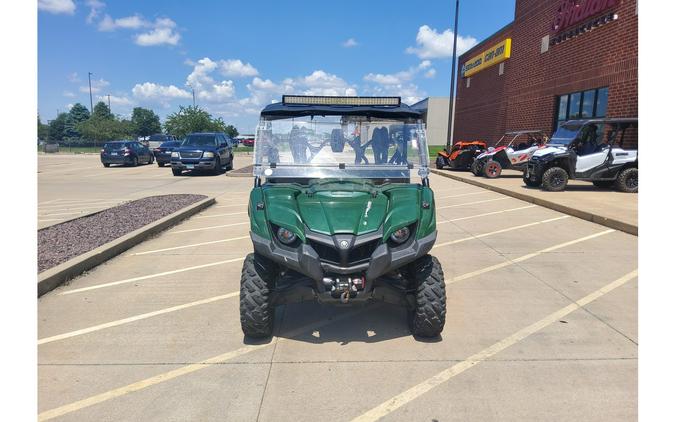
[37,196,216,297]
[430,169,638,236]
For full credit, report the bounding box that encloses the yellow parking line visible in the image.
[351,269,638,422]
[194,211,248,219]
[168,222,248,234]
[58,257,246,296]
[448,229,615,284]
[433,216,569,249]
[38,292,240,345]
[436,191,492,200]
[436,205,537,224]
[129,236,250,256]
[437,197,510,209]
[37,306,372,421]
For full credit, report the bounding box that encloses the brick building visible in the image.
[453,0,638,146]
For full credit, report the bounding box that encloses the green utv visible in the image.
[240,95,445,338]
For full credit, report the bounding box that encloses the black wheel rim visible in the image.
[552,174,563,187]
[626,174,638,189]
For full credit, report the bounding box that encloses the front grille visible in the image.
[308,241,341,265]
[180,151,202,159]
[307,237,381,267]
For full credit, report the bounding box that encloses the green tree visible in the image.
[76,116,133,144]
[92,101,112,120]
[164,105,227,139]
[38,115,49,141]
[48,113,69,142]
[223,124,239,139]
[131,107,161,137]
[63,103,92,141]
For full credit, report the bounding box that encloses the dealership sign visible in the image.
[552,0,618,32]
[461,38,512,78]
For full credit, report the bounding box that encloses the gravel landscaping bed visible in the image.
[38,194,206,272]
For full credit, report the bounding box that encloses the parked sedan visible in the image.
[153,141,182,167]
[100,141,154,167]
[170,132,234,176]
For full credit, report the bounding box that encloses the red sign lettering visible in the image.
[552,0,618,32]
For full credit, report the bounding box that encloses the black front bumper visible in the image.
[251,230,436,282]
[171,159,217,171]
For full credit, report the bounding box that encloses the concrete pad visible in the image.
[380,359,636,422]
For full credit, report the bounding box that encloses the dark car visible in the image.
[100,141,154,167]
[152,141,182,167]
[147,134,178,149]
[170,132,234,176]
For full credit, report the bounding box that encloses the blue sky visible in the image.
[38,0,514,133]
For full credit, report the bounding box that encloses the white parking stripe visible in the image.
[129,236,250,256]
[436,205,537,224]
[38,218,68,223]
[436,191,492,200]
[437,197,510,209]
[168,222,248,234]
[433,216,569,249]
[194,211,248,219]
[58,257,246,295]
[351,269,638,422]
[37,306,372,421]
[39,210,100,217]
[38,292,240,345]
[38,202,122,211]
[448,229,614,284]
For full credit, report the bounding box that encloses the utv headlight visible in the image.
[276,227,297,245]
[171,151,179,158]
[203,151,215,158]
[390,226,411,244]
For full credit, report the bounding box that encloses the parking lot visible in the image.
[38,154,637,421]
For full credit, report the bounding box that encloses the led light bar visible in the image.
[282,95,401,107]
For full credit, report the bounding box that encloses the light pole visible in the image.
[446,0,460,147]
[88,72,94,113]
[188,84,196,107]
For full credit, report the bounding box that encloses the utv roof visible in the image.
[260,95,422,120]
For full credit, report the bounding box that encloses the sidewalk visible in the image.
[431,168,638,235]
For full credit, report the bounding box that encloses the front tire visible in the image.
[523,176,541,187]
[130,157,138,167]
[541,167,569,191]
[407,255,446,338]
[615,167,638,193]
[213,157,222,175]
[226,156,234,171]
[157,162,165,167]
[470,160,482,176]
[172,168,182,176]
[240,253,278,338]
[484,160,502,179]
[103,163,110,168]
[435,156,445,170]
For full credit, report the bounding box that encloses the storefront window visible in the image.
[555,87,609,127]
[569,93,581,119]
[595,87,608,117]
[582,90,595,118]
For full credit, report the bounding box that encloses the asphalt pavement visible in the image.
[37,154,637,421]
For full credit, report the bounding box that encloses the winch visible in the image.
[322,276,366,303]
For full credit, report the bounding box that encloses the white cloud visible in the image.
[63,90,75,98]
[38,0,75,14]
[96,94,133,106]
[296,70,357,96]
[79,78,109,94]
[132,82,191,102]
[197,81,236,102]
[363,83,426,106]
[342,38,358,48]
[85,0,105,24]
[219,59,258,77]
[135,18,180,46]
[186,57,218,90]
[406,25,478,59]
[363,61,434,85]
[99,14,148,31]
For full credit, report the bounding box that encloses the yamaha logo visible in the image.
[339,240,350,249]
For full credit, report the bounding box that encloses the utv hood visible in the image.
[262,182,422,237]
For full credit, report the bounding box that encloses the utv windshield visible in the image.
[253,116,429,180]
[550,124,583,146]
